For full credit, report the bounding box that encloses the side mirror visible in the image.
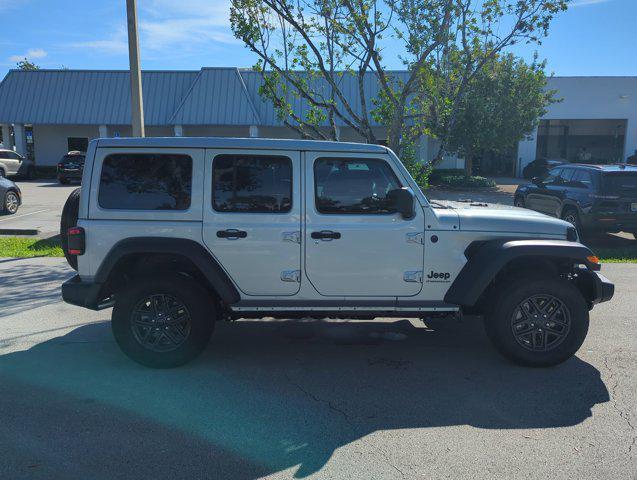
[388,187,415,220]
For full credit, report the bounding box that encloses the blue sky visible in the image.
[0,0,634,78]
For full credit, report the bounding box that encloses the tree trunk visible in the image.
[464,152,473,176]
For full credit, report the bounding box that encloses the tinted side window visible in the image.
[570,170,593,188]
[560,168,575,182]
[314,158,401,214]
[212,154,292,213]
[99,154,192,210]
[544,167,564,184]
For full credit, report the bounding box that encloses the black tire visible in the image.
[60,187,81,270]
[58,176,70,185]
[112,274,215,368]
[484,275,589,367]
[0,168,5,178]
[3,190,20,215]
[514,196,525,208]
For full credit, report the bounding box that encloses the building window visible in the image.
[536,119,627,164]
[68,137,89,153]
[212,154,292,213]
[314,158,401,214]
[99,154,192,210]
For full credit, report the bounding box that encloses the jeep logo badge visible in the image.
[426,270,451,282]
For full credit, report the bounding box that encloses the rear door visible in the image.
[2,151,22,174]
[202,149,302,296]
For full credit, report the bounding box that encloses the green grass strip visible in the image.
[0,236,64,258]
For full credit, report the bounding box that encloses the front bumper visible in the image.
[590,271,614,305]
[581,213,637,233]
[58,169,83,179]
[62,275,112,310]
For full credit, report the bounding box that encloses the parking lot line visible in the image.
[0,209,50,222]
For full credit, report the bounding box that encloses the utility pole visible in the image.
[126,0,145,137]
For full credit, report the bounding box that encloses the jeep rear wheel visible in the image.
[484,276,589,367]
[60,188,81,270]
[112,274,215,368]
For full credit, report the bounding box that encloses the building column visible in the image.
[173,125,184,137]
[98,125,109,138]
[13,124,27,156]
[516,127,538,177]
[623,119,637,163]
[1,124,13,150]
[249,125,259,138]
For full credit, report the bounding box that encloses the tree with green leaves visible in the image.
[441,53,559,175]
[230,0,569,166]
[16,58,40,70]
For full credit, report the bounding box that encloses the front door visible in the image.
[304,153,424,297]
[202,149,302,296]
[526,167,564,215]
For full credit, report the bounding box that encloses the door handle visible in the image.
[311,230,341,241]
[216,229,247,239]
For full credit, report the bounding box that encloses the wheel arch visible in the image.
[560,201,580,218]
[95,237,240,306]
[444,239,600,309]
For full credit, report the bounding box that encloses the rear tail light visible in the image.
[67,226,85,255]
[57,163,64,168]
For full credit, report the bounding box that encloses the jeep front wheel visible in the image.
[112,274,215,368]
[484,276,589,367]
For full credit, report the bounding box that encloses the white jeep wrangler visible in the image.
[61,137,614,368]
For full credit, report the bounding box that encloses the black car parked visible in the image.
[514,164,637,238]
[521,158,566,180]
[57,151,86,184]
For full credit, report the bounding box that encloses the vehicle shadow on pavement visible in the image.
[0,317,609,479]
[0,259,71,318]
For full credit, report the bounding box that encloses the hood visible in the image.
[435,201,571,237]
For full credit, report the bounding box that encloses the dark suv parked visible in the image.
[57,151,86,184]
[514,164,637,238]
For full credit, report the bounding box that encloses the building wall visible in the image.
[517,77,637,173]
[32,124,178,165]
[33,125,102,166]
[184,125,251,137]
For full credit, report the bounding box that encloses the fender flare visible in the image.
[444,239,598,307]
[95,237,240,304]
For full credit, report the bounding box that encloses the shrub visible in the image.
[429,168,465,182]
[434,174,496,189]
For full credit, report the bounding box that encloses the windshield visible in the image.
[602,172,637,195]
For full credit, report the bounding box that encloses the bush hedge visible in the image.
[434,174,496,189]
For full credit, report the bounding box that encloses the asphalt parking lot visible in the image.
[0,258,635,479]
[0,180,78,237]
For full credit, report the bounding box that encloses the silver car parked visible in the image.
[0,149,35,179]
